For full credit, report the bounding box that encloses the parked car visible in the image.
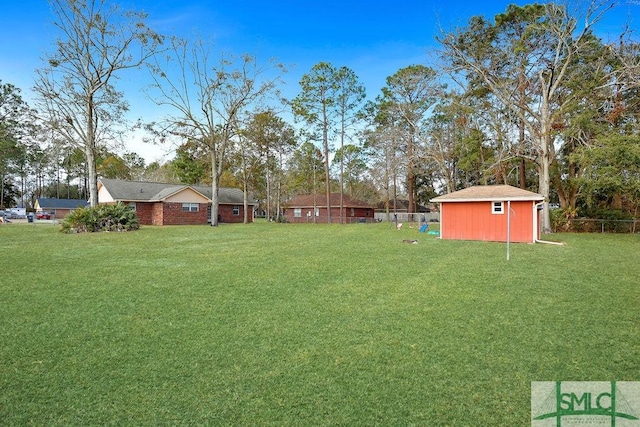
[36,211,51,220]
[5,211,20,219]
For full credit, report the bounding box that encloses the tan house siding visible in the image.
[165,189,208,203]
[97,186,115,203]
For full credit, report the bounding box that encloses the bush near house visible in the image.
[60,202,139,233]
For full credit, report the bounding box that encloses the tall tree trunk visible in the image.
[538,88,554,233]
[340,116,344,224]
[384,146,390,222]
[276,150,283,221]
[520,158,527,189]
[323,108,331,224]
[265,153,271,221]
[538,131,552,233]
[210,145,220,227]
[86,98,99,207]
[211,171,219,227]
[518,71,527,189]
[1,172,5,208]
[242,153,249,224]
[407,126,415,213]
[243,180,249,224]
[86,148,98,207]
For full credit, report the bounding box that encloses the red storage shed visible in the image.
[431,185,544,243]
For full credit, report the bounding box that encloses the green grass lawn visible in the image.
[1,221,638,425]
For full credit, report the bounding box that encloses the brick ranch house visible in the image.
[282,193,375,224]
[35,198,88,218]
[430,185,545,243]
[97,178,257,225]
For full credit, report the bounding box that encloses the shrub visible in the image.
[550,207,576,232]
[61,203,139,233]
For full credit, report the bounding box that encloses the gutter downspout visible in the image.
[438,203,443,239]
[506,200,511,261]
[534,201,565,245]
[533,201,543,243]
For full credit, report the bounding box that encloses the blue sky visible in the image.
[1,1,638,162]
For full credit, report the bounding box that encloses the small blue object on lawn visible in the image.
[419,223,428,233]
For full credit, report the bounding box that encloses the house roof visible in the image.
[36,198,89,210]
[199,186,250,205]
[98,179,256,205]
[430,185,544,202]
[285,193,374,208]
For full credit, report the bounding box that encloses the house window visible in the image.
[182,203,199,212]
[128,202,136,211]
[315,207,320,217]
[232,205,240,216]
[492,201,504,214]
[294,208,302,218]
[350,208,355,217]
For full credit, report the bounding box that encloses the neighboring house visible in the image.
[97,179,256,225]
[430,185,544,243]
[35,198,88,218]
[282,193,375,224]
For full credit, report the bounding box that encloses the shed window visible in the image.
[232,205,240,215]
[294,208,302,217]
[492,201,504,214]
[182,203,199,212]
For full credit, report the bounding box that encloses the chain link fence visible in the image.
[552,218,639,233]
[373,211,439,224]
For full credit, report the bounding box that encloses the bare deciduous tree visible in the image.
[34,0,163,206]
[147,37,285,226]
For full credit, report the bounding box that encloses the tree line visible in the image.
[1,0,638,228]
